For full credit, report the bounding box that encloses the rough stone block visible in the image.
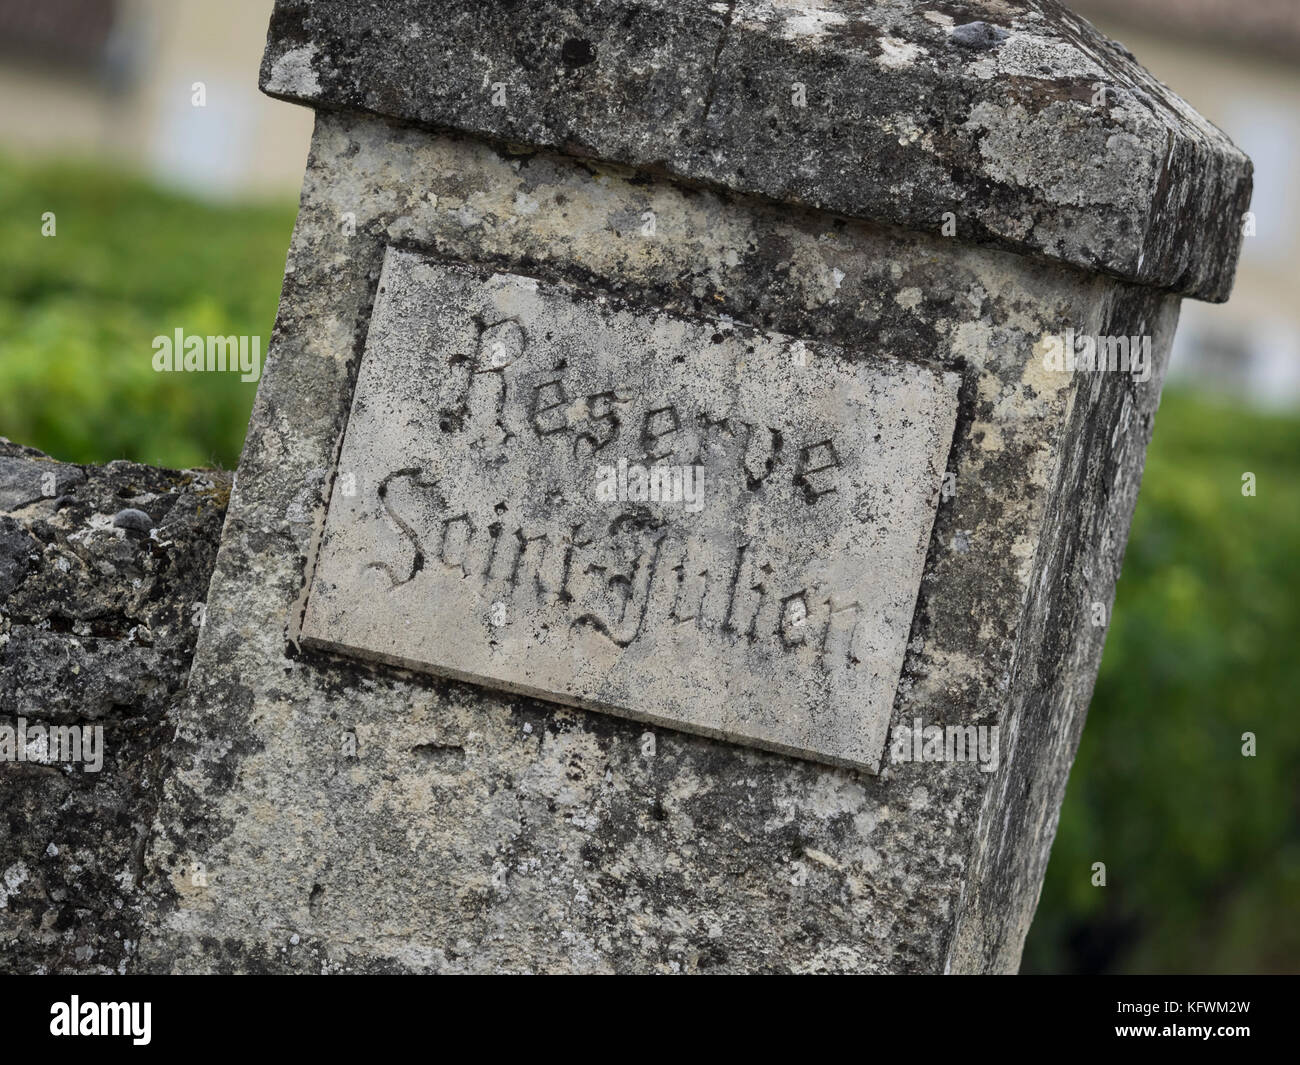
[0,442,227,974]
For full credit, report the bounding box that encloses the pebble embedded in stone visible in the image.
[950,21,1009,50]
[112,508,154,537]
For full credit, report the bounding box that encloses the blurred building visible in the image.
[0,0,311,197]
[1050,1,1300,407]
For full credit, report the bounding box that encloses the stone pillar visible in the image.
[141,0,1250,973]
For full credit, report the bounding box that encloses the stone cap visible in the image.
[260,0,1252,302]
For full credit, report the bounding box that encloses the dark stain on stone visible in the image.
[560,37,596,67]
[411,741,467,768]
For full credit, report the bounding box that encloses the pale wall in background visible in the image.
[0,0,312,198]
[1075,13,1300,406]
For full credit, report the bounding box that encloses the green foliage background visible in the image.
[0,155,292,469]
[1,155,1295,973]
[1024,395,1300,974]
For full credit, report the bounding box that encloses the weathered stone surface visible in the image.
[300,249,959,771]
[136,106,1184,973]
[260,0,1251,300]
[0,441,227,974]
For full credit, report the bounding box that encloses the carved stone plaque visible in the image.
[300,248,960,771]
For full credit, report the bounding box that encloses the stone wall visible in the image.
[0,440,227,973]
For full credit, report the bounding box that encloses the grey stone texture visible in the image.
[0,441,228,973]
[260,0,1251,301]
[26,0,1238,974]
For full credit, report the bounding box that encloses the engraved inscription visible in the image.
[301,249,961,771]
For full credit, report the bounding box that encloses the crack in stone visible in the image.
[699,0,738,132]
